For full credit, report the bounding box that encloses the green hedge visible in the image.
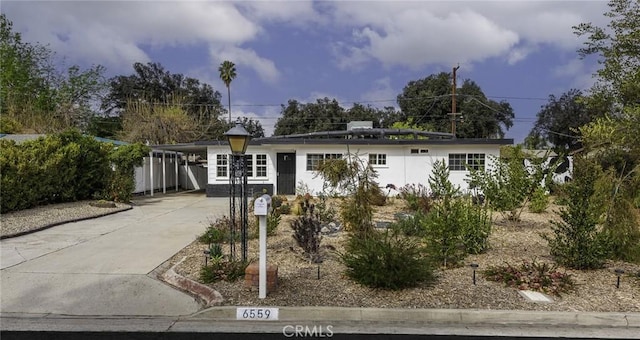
[1,130,148,213]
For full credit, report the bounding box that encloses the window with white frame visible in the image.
[216,154,228,177]
[245,155,253,177]
[448,153,486,171]
[256,154,267,177]
[306,153,342,171]
[369,153,387,166]
[466,153,485,171]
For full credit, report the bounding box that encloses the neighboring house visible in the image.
[201,125,514,197]
[522,150,574,184]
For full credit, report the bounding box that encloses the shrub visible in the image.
[483,259,574,296]
[290,199,323,263]
[279,203,291,215]
[468,146,549,221]
[199,217,229,244]
[460,197,492,255]
[315,155,378,234]
[267,211,281,236]
[341,227,436,290]
[315,193,337,225]
[422,160,467,267]
[395,212,428,237]
[399,183,432,213]
[271,195,284,209]
[200,259,249,283]
[529,186,549,213]
[543,157,609,269]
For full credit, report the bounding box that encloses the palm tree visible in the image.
[218,60,237,123]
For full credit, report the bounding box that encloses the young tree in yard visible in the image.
[543,157,610,269]
[468,146,550,222]
[575,0,640,262]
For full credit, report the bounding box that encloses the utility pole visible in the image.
[450,65,461,135]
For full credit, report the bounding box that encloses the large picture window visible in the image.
[306,153,342,171]
[448,153,486,171]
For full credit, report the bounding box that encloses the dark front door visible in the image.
[276,153,296,195]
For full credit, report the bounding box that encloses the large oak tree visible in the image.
[397,72,514,138]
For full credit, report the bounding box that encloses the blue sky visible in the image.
[3,1,609,142]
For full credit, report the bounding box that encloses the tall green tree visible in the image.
[273,98,393,136]
[397,72,514,138]
[1,14,107,133]
[218,60,237,123]
[274,98,346,135]
[525,89,598,152]
[575,0,640,262]
[102,62,226,140]
[574,0,640,110]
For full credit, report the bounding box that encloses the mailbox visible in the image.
[254,194,271,216]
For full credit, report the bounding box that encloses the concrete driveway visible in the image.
[0,193,229,316]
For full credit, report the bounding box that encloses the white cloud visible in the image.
[4,2,260,71]
[327,1,609,69]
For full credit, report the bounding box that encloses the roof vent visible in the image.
[347,121,373,130]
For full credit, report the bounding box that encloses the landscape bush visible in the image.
[0,129,148,213]
[315,154,379,234]
[528,186,549,213]
[198,217,229,245]
[483,259,574,296]
[290,199,323,263]
[543,157,610,269]
[267,210,281,236]
[200,259,249,283]
[459,197,492,255]
[341,227,436,290]
[468,146,550,221]
[399,183,432,213]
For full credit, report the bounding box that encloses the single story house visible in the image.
[199,124,514,197]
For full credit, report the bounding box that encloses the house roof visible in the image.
[152,128,513,153]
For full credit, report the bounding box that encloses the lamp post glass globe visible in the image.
[224,123,250,155]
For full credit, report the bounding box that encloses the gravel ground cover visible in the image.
[0,200,130,238]
[4,196,639,312]
[168,197,640,312]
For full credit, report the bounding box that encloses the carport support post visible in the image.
[175,152,179,192]
[149,151,154,197]
[162,151,166,194]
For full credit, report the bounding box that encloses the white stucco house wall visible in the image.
[201,129,513,197]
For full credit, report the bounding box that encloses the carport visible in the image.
[145,142,212,196]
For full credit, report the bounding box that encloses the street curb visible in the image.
[0,205,133,240]
[159,256,224,308]
[191,306,640,328]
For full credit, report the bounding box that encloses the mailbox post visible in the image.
[254,194,271,299]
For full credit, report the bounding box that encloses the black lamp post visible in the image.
[224,122,251,262]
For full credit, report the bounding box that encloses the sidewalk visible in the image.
[2,306,639,338]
